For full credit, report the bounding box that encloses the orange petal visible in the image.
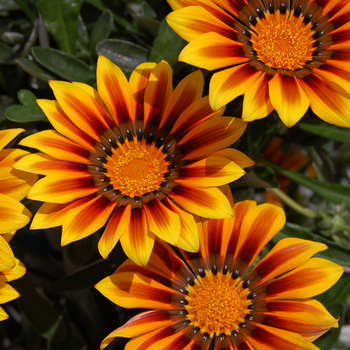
[209,64,261,111]
[28,173,96,204]
[170,96,224,140]
[36,99,95,151]
[247,238,328,287]
[176,156,245,187]
[169,184,233,219]
[98,205,131,259]
[0,258,26,282]
[96,56,134,124]
[144,61,173,126]
[0,194,31,233]
[233,203,285,273]
[255,257,344,300]
[160,70,204,131]
[49,81,114,141]
[129,62,157,120]
[144,200,181,246]
[269,74,310,127]
[210,149,255,169]
[0,129,24,151]
[166,6,236,42]
[120,208,155,266]
[298,74,350,127]
[162,198,199,253]
[62,195,116,245]
[178,116,247,161]
[0,148,29,168]
[242,72,274,122]
[179,32,247,71]
[19,130,90,164]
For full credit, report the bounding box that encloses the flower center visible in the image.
[252,14,315,69]
[185,272,251,337]
[105,139,169,198]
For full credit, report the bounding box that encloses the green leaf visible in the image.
[89,10,114,54]
[273,222,350,268]
[76,15,90,58]
[298,121,350,142]
[5,89,47,123]
[11,276,67,341]
[0,42,14,63]
[0,0,20,11]
[149,19,186,66]
[96,39,149,73]
[37,0,82,54]
[259,157,350,210]
[16,58,59,82]
[127,2,160,36]
[32,47,95,84]
[13,0,34,21]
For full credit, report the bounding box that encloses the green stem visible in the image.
[269,188,316,219]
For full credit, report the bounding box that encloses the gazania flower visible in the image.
[96,195,343,349]
[0,129,33,320]
[166,0,350,127]
[14,56,252,266]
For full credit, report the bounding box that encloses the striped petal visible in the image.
[100,310,174,348]
[97,55,134,124]
[166,6,235,42]
[179,32,247,71]
[19,130,90,164]
[144,200,181,246]
[209,64,261,111]
[28,173,96,204]
[120,208,155,266]
[0,194,31,233]
[0,236,15,272]
[254,258,344,300]
[0,258,25,282]
[98,205,131,259]
[62,195,116,245]
[144,61,173,126]
[129,62,157,120]
[169,185,233,219]
[0,148,29,167]
[299,74,350,127]
[269,74,310,127]
[0,129,24,151]
[36,99,95,151]
[178,117,247,161]
[210,149,255,169]
[233,203,285,274]
[242,73,274,122]
[0,281,20,304]
[160,70,204,131]
[247,238,328,287]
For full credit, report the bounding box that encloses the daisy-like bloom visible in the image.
[96,194,344,349]
[14,56,252,266]
[0,129,33,320]
[166,0,350,127]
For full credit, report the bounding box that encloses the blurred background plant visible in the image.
[1,0,350,349]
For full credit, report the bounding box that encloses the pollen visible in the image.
[252,13,315,70]
[105,139,169,198]
[185,272,251,337]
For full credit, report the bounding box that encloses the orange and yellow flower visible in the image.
[167,0,350,127]
[0,129,34,320]
[96,194,343,349]
[14,56,253,266]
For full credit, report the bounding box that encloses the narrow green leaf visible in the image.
[273,222,350,268]
[37,0,82,54]
[89,10,114,53]
[16,58,59,82]
[5,89,47,123]
[149,19,186,66]
[76,14,90,58]
[32,47,95,84]
[96,39,149,73]
[298,121,350,142]
[259,157,350,209]
[13,0,34,21]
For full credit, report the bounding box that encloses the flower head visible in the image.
[167,0,350,127]
[15,56,252,266]
[96,196,343,350]
[0,129,32,320]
